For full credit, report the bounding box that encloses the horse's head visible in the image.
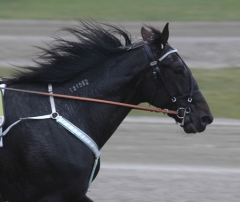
[140,23,213,133]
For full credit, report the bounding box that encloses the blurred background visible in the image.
[0,0,240,201]
[0,0,239,119]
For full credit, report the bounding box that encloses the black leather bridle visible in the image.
[143,43,199,126]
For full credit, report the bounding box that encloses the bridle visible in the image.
[143,43,198,126]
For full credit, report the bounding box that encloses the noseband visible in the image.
[144,44,197,126]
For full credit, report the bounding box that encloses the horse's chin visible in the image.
[183,123,198,133]
[183,122,207,133]
[171,115,206,134]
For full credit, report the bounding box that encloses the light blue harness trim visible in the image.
[56,116,100,190]
[0,84,100,190]
[56,116,100,158]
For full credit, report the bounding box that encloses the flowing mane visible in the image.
[11,20,133,84]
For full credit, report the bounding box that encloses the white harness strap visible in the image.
[1,86,53,139]
[1,115,52,138]
[48,84,56,113]
[159,49,178,62]
[56,116,100,157]
[48,84,100,190]
[56,116,100,190]
[0,84,100,190]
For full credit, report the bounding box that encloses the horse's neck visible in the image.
[59,50,147,148]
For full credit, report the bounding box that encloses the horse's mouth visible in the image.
[173,116,206,134]
[183,122,198,133]
[182,118,207,134]
[169,111,212,134]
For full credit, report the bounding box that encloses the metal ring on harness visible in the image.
[50,112,59,119]
[163,109,169,114]
[177,107,186,119]
[185,107,191,114]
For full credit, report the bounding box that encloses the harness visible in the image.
[0,42,194,192]
[0,84,100,190]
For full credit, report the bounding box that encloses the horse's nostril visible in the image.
[201,115,213,125]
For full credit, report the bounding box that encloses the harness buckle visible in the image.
[188,97,192,102]
[185,107,191,114]
[150,61,157,66]
[171,97,177,102]
[152,71,157,79]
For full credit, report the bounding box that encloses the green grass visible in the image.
[191,68,240,120]
[0,68,14,77]
[0,67,239,119]
[0,0,240,21]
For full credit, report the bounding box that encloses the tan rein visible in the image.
[0,87,178,115]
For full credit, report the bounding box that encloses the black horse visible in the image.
[0,21,213,202]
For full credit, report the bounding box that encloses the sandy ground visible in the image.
[0,20,240,201]
[89,117,240,202]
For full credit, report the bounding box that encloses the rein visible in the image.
[0,86,178,115]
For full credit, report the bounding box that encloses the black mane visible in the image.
[11,20,133,84]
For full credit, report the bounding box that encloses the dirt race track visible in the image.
[90,117,240,202]
[0,20,240,201]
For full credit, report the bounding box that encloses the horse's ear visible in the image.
[160,23,169,49]
[141,26,152,41]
